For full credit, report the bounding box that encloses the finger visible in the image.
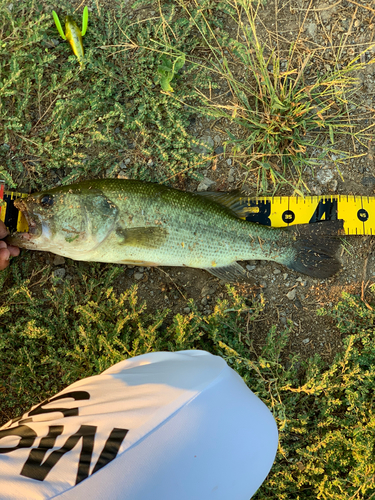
[0,221,8,239]
[8,245,20,257]
[0,241,7,249]
[0,247,10,270]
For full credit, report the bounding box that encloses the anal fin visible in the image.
[204,262,254,283]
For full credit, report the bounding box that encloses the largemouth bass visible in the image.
[7,179,344,281]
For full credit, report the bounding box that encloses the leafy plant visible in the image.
[0,0,213,189]
[1,255,375,498]
[157,53,186,92]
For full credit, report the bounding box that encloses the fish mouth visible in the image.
[13,199,41,238]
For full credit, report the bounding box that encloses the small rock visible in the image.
[138,267,144,272]
[147,159,154,167]
[183,307,191,314]
[213,135,221,144]
[302,338,310,344]
[134,272,143,280]
[273,269,281,275]
[226,158,232,166]
[287,289,296,300]
[215,146,224,155]
[115,127,120,134]
[201,297,208,306]
[201,283,217,296]
[117,171,128,179]
[316,168,334,185]
[283,273,288,279]
[53,268,66,280]
[53,255,65,266]
[246,265,256,271]
[125,158,131,164]
[260,282,267,288]
[307,22,317,38]
[126,268,134,277]
[192,135,215,156]
[228,168,235,183]
[362,176,375,187]
[197,177,216,192]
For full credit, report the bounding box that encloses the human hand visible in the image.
[0,221,20,270]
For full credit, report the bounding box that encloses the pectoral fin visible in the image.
[116,226,168,248]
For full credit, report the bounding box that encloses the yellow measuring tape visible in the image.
[0,191,29,233]
[0,190,374,235]
[241,195,373,235]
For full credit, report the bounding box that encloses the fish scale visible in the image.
[6,179,344,281]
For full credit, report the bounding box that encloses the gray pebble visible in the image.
[201,284,217,296]
[215,146,224,155]
[302,338,310,344]
[197,177,216,192]
[53,268,66,280]
[316,168,334,185]
[183,307,191,314]
[201,298,208,306]
[53,255,65,266]
[134,272,143,280]
[226,159,232,166]
[362,176,375,187]
[273,269,281,275]
[246,265,256,271]
[286,289,296,300]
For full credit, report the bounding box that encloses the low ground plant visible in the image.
[1,258,374,499]
[0,0,213,188]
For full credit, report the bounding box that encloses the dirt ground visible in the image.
[30,0,375,362]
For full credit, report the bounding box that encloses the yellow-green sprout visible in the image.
[52,6,88,67]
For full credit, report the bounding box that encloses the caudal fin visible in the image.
[285,220,344,278]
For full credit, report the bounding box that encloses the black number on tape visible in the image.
[282,210,295,224]
[309,199,338,223]
[357,209,369,222]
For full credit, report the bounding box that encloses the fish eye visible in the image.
[40,194,54,208]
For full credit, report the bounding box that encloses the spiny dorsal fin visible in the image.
[196,190,249,218]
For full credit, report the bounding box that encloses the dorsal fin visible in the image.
[196,190,249,218]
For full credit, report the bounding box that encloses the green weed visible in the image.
[157,53,186,92]
[1,256,375,499]
[0,0,213,189]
